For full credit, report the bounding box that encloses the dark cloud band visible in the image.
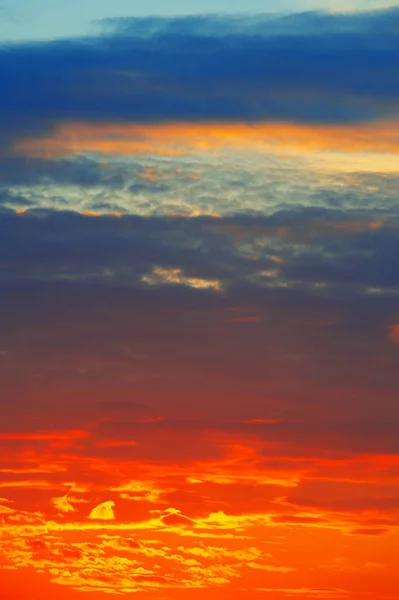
[1,8,399,149]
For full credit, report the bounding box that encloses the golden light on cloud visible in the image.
[12,119,399,173]
[89,501,116,521]
[51,495,88,513]
[141,266,223,292]
[1,422,399,597]
[111,481,165,503]
[51,496,76,513]
[256,588,351,598]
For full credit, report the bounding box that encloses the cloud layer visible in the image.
[1,7,399,152]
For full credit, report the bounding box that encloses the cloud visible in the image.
[142,265,223,292]
[349,527,390,535]
[282,495,399,513]
[88,501,116,520]
[161,509,195,528]
[111,481,165,503]
[257,589,351,599]
[0,480,59,490]
[51,496,76,513]
[12,121,399,162]
[102,9,399,39]
[1,7,399,153]
[0,429,89,442]
[51,495,88,513]
[0,208,398,297]
[177,544,261,560]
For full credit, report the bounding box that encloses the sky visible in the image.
[0,0,397,40]
[0,1,399,600]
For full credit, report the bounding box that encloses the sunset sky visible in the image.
[1,1,399,599]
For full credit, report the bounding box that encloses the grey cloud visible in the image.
[0,208,399,294]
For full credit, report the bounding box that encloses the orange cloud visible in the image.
[0,480,58,489]
[1,419,399,597]
[389,325,399,343]
[111,480,166,504]
[51,496,76,513]
[88,501,116,521]
[95,440,138,448]
[51,495,87,513]
[257,589,351,599]
[0,504,15,515]
[12,120,399,162]
[0,430,89,442]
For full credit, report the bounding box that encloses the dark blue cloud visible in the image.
[0,208,398,294]
[1,8,399,148]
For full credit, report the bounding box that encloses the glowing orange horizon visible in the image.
[1,412,399,598]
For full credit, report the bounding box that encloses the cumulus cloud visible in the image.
[89,501,116,520]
